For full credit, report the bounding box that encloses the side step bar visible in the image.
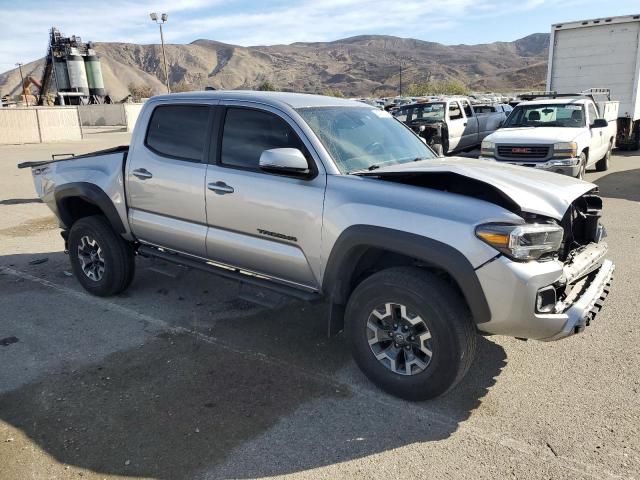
[137,245,321,303]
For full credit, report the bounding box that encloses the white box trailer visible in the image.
[547,13,640,149]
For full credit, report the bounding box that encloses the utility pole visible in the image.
[398,57,409,97]
[15,62,28,107]
[150,12,171,93]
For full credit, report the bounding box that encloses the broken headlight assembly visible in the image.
[475,223,564,261]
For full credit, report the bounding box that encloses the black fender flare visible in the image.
[54,182,126,233]
[322,225,491,335]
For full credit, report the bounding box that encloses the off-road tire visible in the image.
[68,215,135,296]
[595,141,612,172]
[576,151,587,179]
[345,267,477,401]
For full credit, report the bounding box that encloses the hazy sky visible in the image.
[0,0,638,71]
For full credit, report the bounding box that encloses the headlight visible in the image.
[553,142,577,158]
[480,140,495,157]
[475,223,564,261]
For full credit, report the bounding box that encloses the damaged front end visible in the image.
[537,191,614,338]
[407,121,446,154]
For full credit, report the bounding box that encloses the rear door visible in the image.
[203,103,326,290]
[459,100,479,146]
[126,103,213,257]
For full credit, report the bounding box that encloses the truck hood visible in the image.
[360,157,596,220]
[486,127,583,144]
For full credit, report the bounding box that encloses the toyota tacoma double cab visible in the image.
[19,91,614,401]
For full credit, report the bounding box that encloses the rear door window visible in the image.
[588,104,598,124]
[145,105,210,162]
[461,100,474,117]
[448,102,463,120]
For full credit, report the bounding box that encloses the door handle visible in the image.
[463,122,467,126]
[132,168,153,180]
[208,181,234,195]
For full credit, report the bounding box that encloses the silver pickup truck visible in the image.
[19,91,614,400]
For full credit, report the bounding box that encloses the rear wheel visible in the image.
[595,141,612,172]
[68,215,135,296]
[345,267,477,401]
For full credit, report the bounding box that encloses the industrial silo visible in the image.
[84,52,105,96]
[66,47,89,94]
[53,56,70,91]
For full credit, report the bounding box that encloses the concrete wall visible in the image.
[78,104,127,126]
[0,109,40,144]
[124,104,144,132]
[0,107,82,145]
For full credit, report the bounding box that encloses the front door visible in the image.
[459,100,478,147]
[587,103,605,163]
[204,105,326,289]
[126,103,212,257]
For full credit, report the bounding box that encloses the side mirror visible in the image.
[591,118,608,128]
[259,148,310,175]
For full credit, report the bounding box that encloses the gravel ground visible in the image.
[0,133,638,480]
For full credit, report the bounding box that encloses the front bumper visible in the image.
[478,156,581,177]
[476,242,614,341]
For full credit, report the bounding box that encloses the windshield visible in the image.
[504,103,585,128]
[296,106,436,173]
[393,103,446,123]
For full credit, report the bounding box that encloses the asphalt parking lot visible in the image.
[1,131,639,480]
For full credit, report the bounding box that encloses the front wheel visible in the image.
[345,267,477,401]
[68,215,135,296]
[595,142,612,172]
[575,151,587,180]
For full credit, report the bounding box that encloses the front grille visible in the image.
[497,145,549,159]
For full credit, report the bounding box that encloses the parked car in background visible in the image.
[480,92,618,178]
[394,97,504,155]
[473,104,513,121]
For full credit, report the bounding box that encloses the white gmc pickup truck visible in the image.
[480,92,618,178]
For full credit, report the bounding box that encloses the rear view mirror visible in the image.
[591,118,608,128]
[259,148,310,175]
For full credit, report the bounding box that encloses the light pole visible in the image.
[15,62,28,107]
[398,57,409,97]
[150,12,170,93]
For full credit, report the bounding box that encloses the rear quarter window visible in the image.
[145,105,210,162]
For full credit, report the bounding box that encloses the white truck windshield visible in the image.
[504,103,586,128]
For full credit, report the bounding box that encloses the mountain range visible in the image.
[0,33,549,100]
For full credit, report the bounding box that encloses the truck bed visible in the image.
[17,145,129,170]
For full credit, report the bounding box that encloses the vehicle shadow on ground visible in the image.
[594,167,640,202]
[0,251,507,479]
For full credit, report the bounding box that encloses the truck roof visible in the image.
[150,90,368,110]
